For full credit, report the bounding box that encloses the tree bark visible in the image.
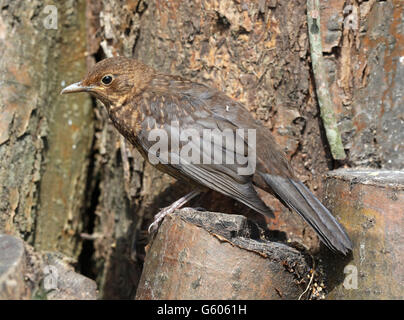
[0,235,26,299]
[0,0,94,258]
[318,0,404,169]
[0,234,98,300]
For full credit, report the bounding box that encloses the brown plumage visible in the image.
[61,57,352,254]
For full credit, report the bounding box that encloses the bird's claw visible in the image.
[147,221,159,234]
[147,205,174,234]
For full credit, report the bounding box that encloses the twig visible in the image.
[298,254,315,300]
[80,232,102,240]
[307,0,346,160]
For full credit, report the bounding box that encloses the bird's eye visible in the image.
[101,75,113,85]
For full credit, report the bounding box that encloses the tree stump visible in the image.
[136,209,313,300]
[41,253,98,300]
[322,169,404,299]
[0,234,98,300]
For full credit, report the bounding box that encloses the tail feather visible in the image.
[260,173,352,255]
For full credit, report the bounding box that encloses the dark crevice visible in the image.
[131,0,148,58]
[235,25,250,36]
[76,47,109,279]
[215,11,231,33]
[94,45,106,62]
[77,185,98,280]
[323,45,341,58]
[76,96,101,280]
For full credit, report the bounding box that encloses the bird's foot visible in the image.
[148,190,202,233]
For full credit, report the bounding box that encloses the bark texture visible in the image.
[319,0,404,169]
[0,235,26,299]
[0,0,94,258]
[0,234,98,300]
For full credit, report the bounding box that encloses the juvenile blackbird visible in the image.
[61,57,352,255]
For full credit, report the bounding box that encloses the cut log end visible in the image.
[322,168,404,299]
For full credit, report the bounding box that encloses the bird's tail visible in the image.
[260,173,353,255]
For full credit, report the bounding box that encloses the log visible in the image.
[136,209,313,300]
[0,235,27,299]
[322,169,404,299]
[0,234,98,300]
[42,253,98,300]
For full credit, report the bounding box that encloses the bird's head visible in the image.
[61,57,154,108]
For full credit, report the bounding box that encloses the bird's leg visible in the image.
[148,190,202,233]
[183,191,210,212]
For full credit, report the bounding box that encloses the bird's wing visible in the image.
[167,79,296,179]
